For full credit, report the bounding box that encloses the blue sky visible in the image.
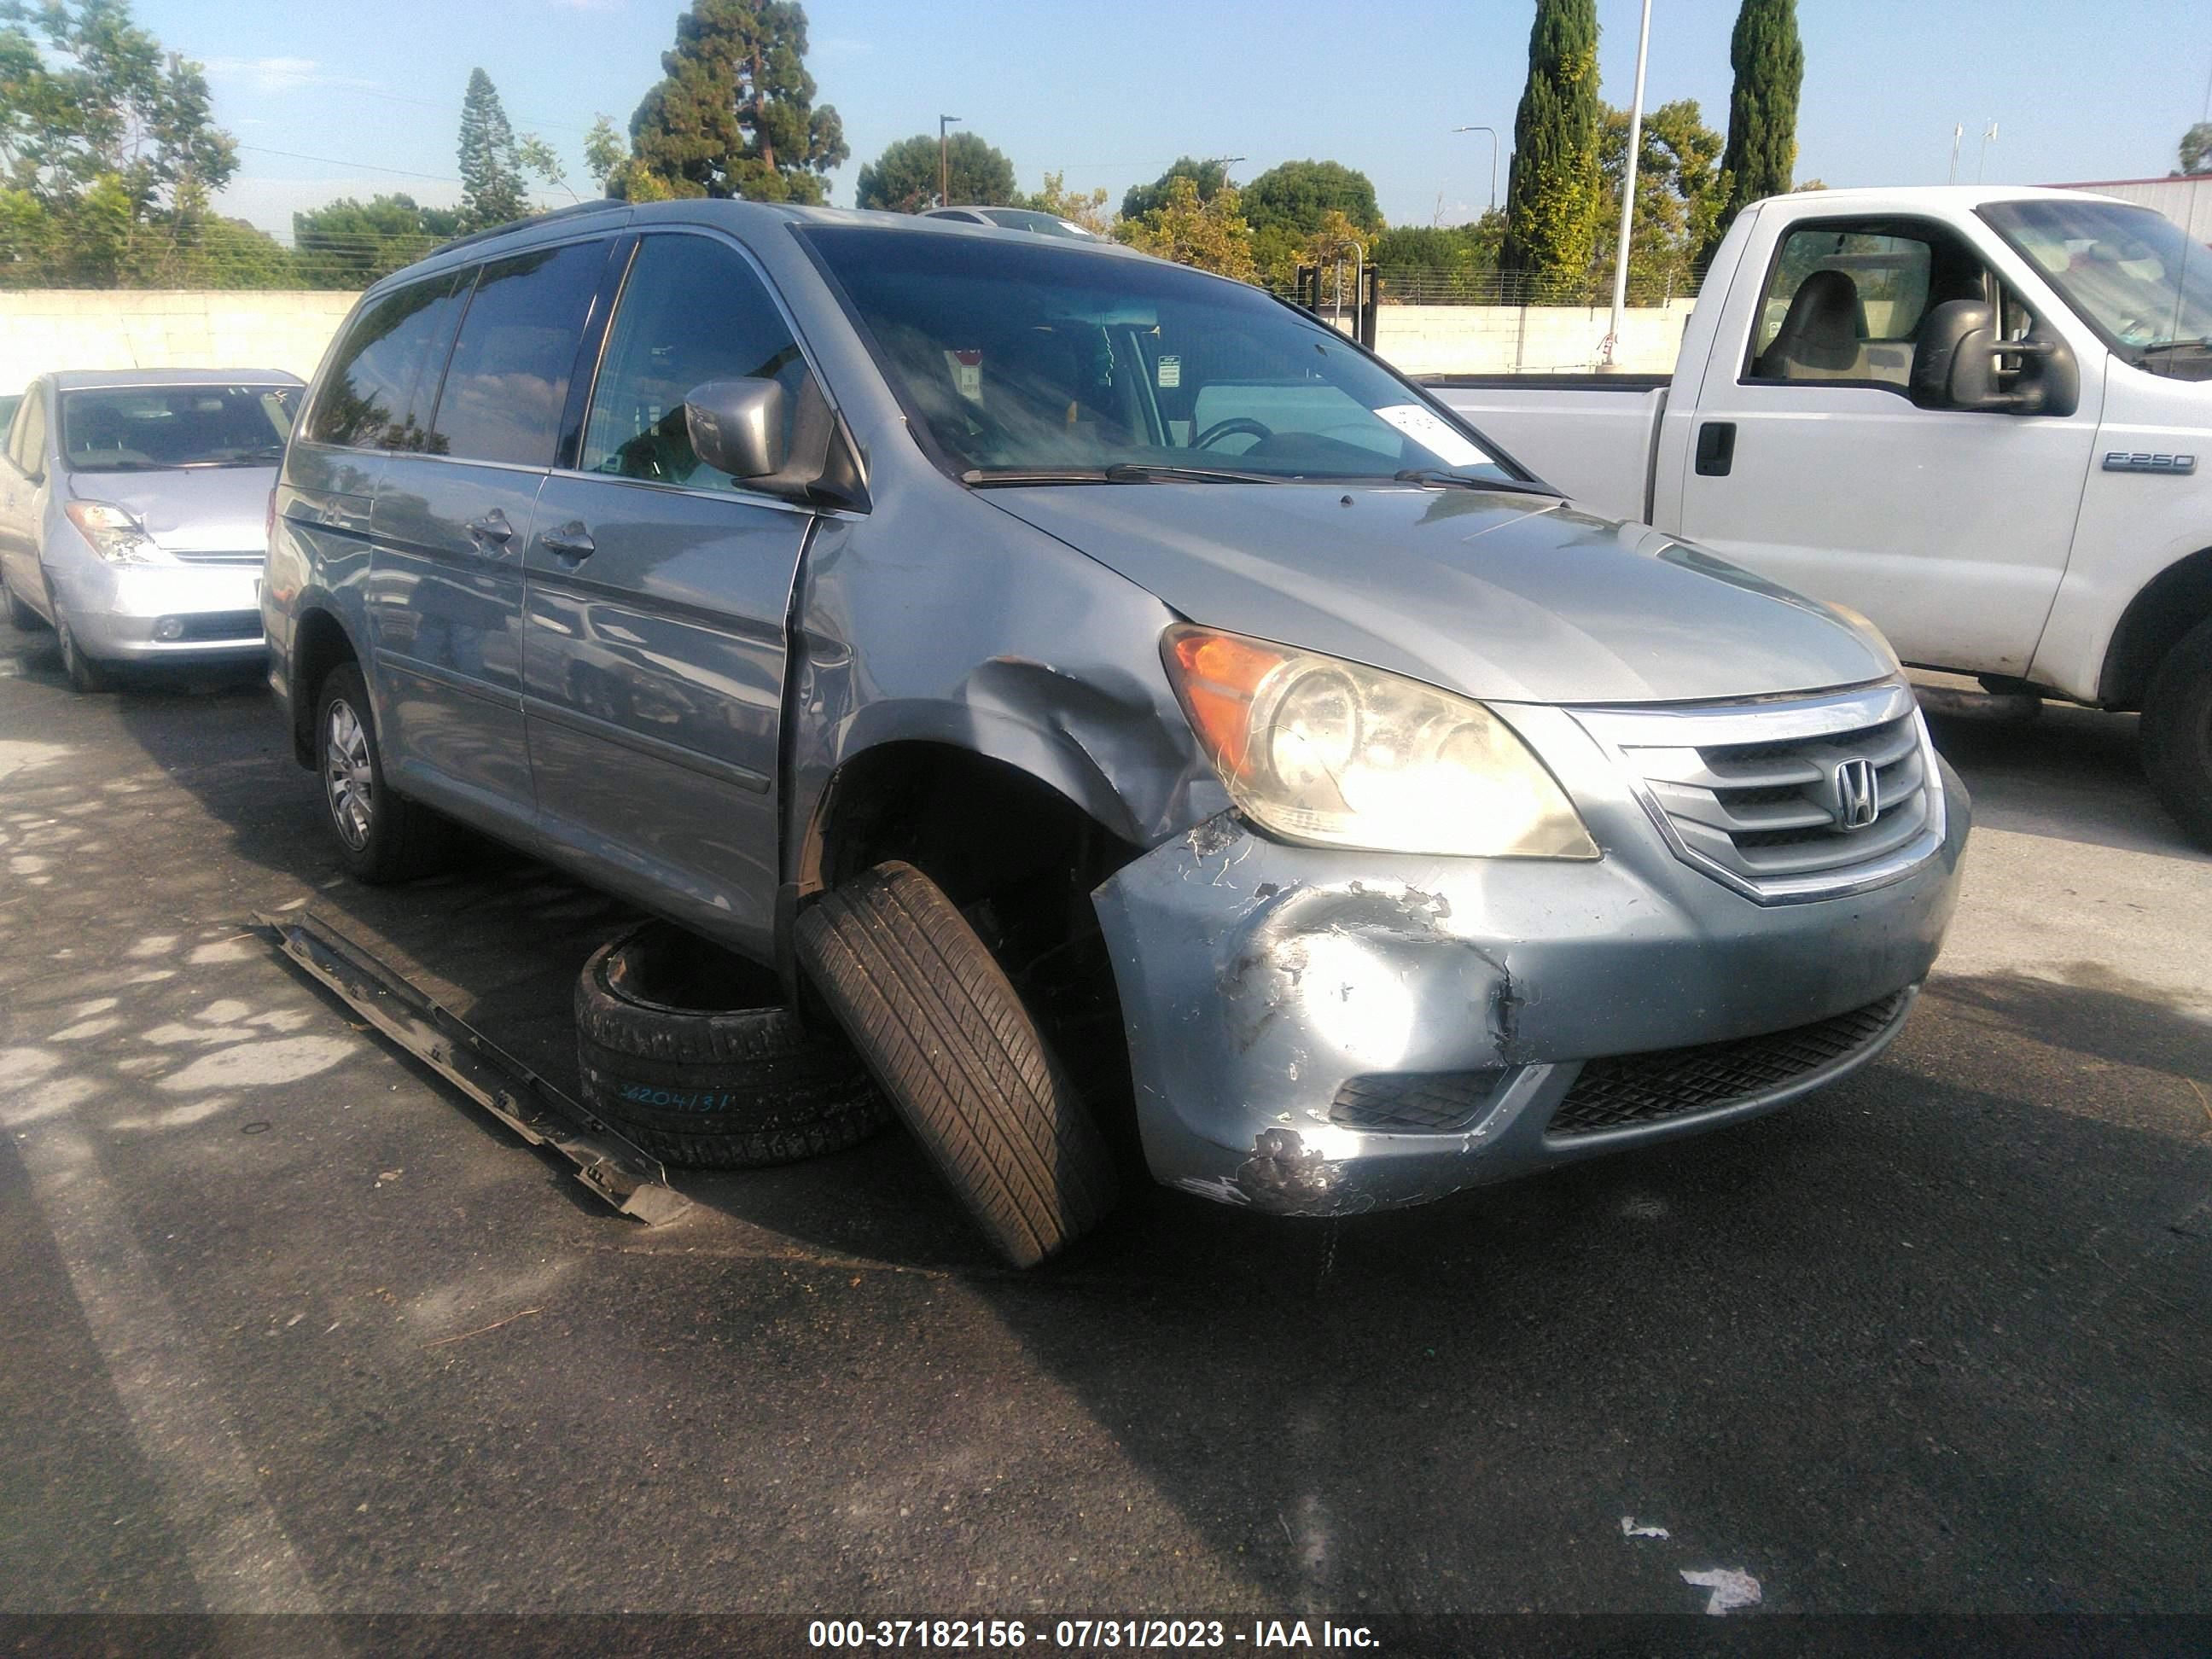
[144,0,2212,242]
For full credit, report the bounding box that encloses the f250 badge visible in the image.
[2103,451,2197,474]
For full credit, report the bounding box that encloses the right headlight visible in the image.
[1162,624,1597,860]
[64,501,169,564]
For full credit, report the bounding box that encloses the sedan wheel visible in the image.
[55,608,113,693]
[323,696,375,851]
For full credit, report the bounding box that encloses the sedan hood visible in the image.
[68,465,276,558]
[985,483,1891,705]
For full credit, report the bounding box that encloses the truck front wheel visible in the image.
[2141,616,2212,849]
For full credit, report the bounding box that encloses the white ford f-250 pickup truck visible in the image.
[1432,185,2212,844]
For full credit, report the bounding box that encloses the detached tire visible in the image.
[575,921,885,1169]
[2141,617,2212,849]
[795,861,1118,1268]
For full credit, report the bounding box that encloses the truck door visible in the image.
[1671,214,2101,679]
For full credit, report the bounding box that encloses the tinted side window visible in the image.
[306,274,466,450]
[430,240,608,468]
[579,235,806,489]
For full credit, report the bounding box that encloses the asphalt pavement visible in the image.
[1,627,2206,1624]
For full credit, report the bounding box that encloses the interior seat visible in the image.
[1754,269,1867,381]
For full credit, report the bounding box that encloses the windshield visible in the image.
[61,384,299,471]
[1982,197,2212,362]
[805,228,1514,485]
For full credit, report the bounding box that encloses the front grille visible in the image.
[1545,991,1910,1137]
[173,610,263,642]
[1330,1068,1505,1132]
[1574,682,1941,901]
[170,550,264,565]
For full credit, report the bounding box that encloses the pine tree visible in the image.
[1713,0,1802,248]
[1499,0,1602,300]
[457,69,527,231]
[623,0,847,204]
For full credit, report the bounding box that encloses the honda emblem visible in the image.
[1833,758,1880,830]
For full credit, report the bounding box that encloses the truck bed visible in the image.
[1423,375,1670,523]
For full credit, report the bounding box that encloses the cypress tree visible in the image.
[1714,0,1803,244]
[457,69,527,232]
[1499,0,1602,300]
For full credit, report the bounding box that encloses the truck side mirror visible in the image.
[1910,300,2081,419]
[684,378,788,480]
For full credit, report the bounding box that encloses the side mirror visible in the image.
[1910,299,2081,418]
[684,378,787,480]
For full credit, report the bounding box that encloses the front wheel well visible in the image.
[289,608,358,768]
[798,742,1144,1135]
[2099,545,2212,711]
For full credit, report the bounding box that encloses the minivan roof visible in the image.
[48,368,305,391]
[368,198,1157,299]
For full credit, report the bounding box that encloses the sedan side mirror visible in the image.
[1911,300,2081,418]
[684,378,788,480]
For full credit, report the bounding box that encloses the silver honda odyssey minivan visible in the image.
[266,201,1968,1266]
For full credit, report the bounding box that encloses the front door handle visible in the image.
[1694,421,1737,477]
[465,509,514,544]
[538,521,596,561]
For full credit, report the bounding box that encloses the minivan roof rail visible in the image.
[428,198,630,259]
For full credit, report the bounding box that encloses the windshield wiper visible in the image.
[1394,467,1557,496]
[962,463,1284,486]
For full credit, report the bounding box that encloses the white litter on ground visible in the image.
[1620,1516,1670,1539]
[1680,1566,1762,1615]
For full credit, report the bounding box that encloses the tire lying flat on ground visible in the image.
[574,920,886,1169]
[795,860,1118,1268]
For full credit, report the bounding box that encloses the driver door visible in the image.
[1672,214,2103,678]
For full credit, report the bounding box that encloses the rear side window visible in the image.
[9,391,44,474]
[579,235,806,490]
[306,274,466,450]
[428,240,608,468]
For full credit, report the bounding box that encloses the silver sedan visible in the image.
[0,369,302,690]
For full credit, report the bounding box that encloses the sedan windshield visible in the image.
[806,228,1515,485]
[1982,197,2212,364]
[61,384,299,471]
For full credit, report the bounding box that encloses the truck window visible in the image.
[579,234,808,491]
[1748,228,1937,388]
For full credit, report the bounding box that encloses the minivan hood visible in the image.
[67,465,275,557]
[985,483,1891,704]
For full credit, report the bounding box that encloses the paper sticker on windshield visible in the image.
[1157,354,1182,389]
[1375,404,1488,469]
[946,349,984,403]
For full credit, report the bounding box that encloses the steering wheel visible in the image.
[1191,416,1273,451]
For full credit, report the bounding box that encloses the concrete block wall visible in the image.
[1372,299,1698,377]
[0,288,1694,401]
[0,290,360,393]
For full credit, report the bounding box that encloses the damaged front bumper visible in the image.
[1092,744,1970,1216]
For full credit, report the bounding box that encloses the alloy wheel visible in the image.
[323,698,375,851]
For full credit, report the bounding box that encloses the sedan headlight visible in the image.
[1163,625,1597,859]
[64,501,170,564]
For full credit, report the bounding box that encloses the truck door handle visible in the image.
[465,509,514,544]
[538,522,596,561]
[1695,422,1737,477]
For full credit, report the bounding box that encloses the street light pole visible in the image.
[1450,125,1499,213]
[939,114,962,207]
[1603,0,1653,370]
